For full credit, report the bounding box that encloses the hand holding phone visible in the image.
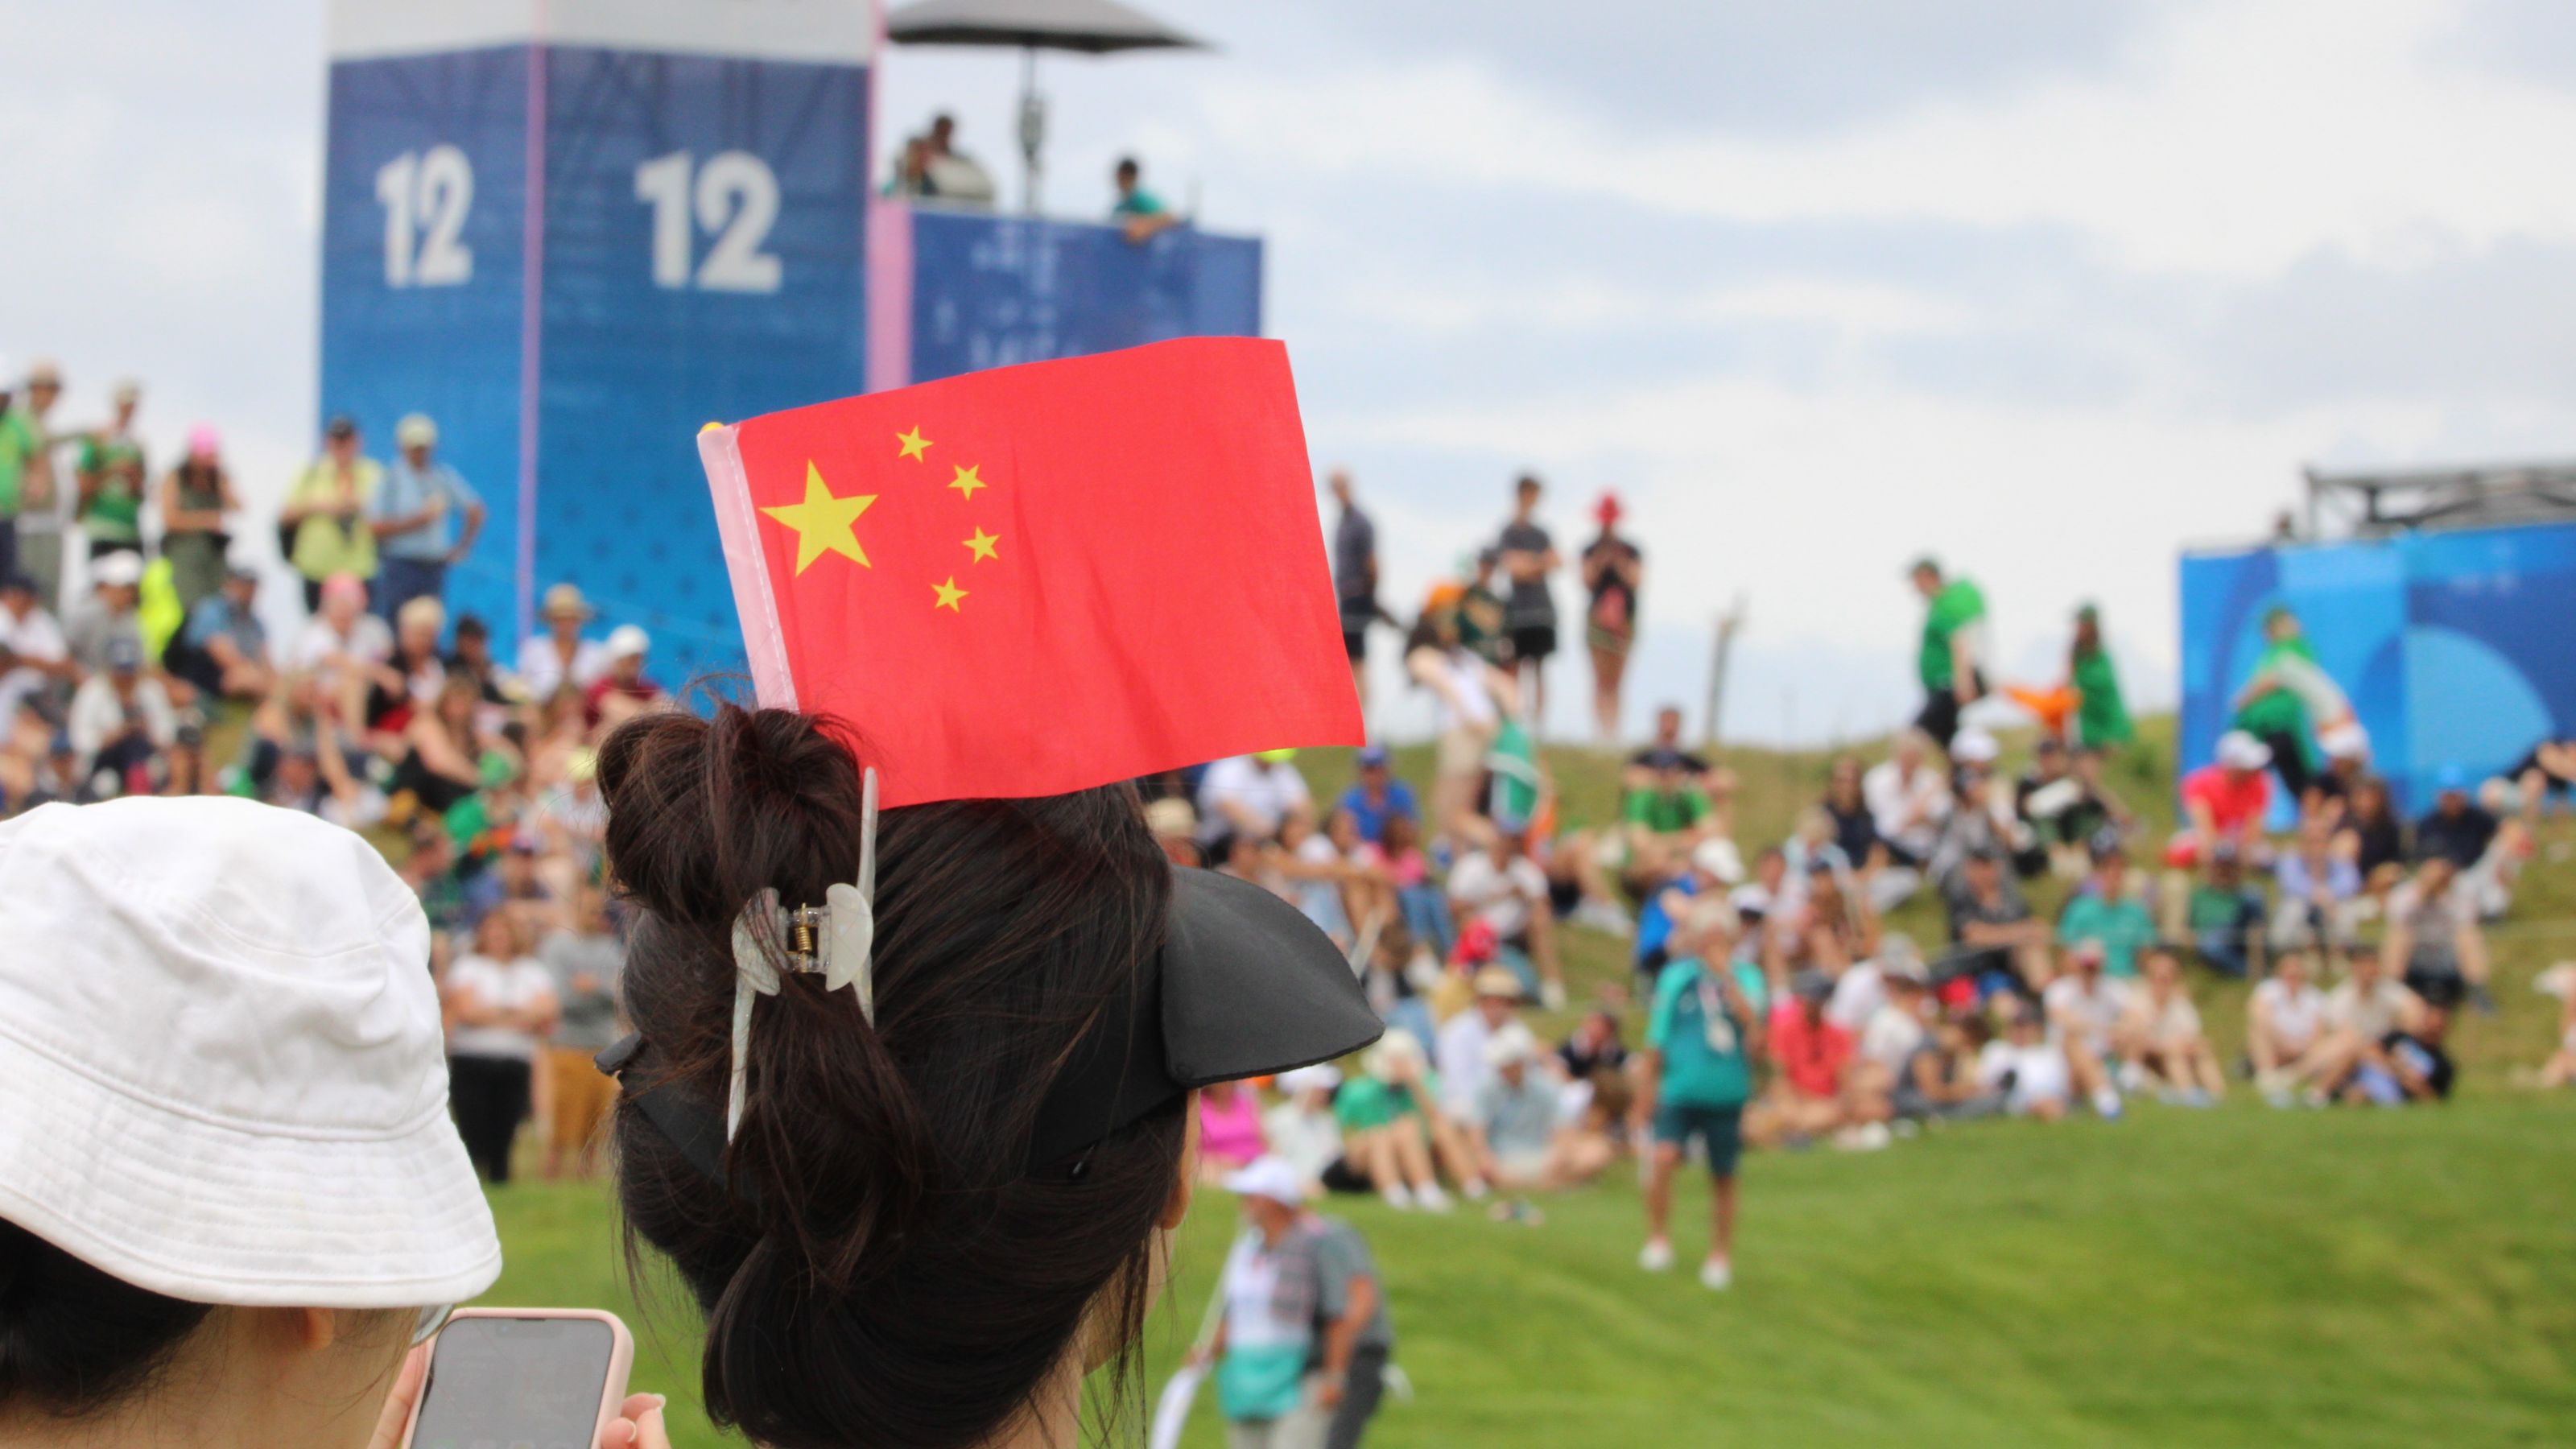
[401,1308,635,1449]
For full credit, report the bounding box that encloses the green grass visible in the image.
[473,720,2576,1445]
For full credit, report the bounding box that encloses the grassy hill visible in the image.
[480,720,2576,1446]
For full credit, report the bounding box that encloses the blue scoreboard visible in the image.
[320,0,872,674]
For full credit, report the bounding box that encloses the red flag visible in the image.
[698,337,1361,807]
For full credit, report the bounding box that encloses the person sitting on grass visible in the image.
[2308,946,2426,1104]
[2118,947,2224,1106]
[2040,941,2129,1119]
[1864,728,1951,871]
[1851,950,1934,1104]
[2249,947,2337,1106]
[1944,845,2054,991]
[2161,730,2275,932]
[1762,968,1889,1150]
[1445,824,1561,1001]
[2382,853,2493,1014]
[1468,1023,1564,1196]
[1977,994,2073,1121]
[2339,990,2458,1107]
[2054,835,2155,981]
[1333,1030,1454,1212]
[1893,1010,2005,1121]
[2186,842,2268,980]
[1198,1077,1269,1185]
[1616,745,1723,898]
[1634,835,1744,993]
[2534,970,2576,1089]
[1636,930,1763,1289]
[2272,813,2363,952]
[1261,1065,1348,1199]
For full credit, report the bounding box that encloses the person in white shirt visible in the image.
[1855,963,1931,1091]
[514,581,609,703]
[1405,606,1517,852]
[0,570,73,724]
[1262,1064,1346,1195]
[1195,750,1311,848]
[65,637,175,787]
[1444,828,1565,1003]
[2249,947,2334,1104]
[2118,947,2223,1106]
[1862,729,1951,866]
[2040,941,2129,1118]
[440,910,560,1184]
[1977,997,2071,1120]
[1828,933,1923,1035]
[1435,966,1525,1127]
[287,571,394,679]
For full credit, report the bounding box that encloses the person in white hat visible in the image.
[1201,1157,1393,1449]
[587,623,664,729]
[0,796,502,1445]
[517,581,607,701]
[371,411,485,625]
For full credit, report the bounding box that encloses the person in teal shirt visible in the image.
[2058,846,2157,977]
[1908,555,1987,749]
[1111,155,1177,243]
[1636,951,1761,1290]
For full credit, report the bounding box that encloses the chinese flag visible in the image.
[697,337,1361,807]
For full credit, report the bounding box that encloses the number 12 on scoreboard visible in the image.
[634,150,783,294]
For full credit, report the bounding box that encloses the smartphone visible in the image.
[402,1308,635,1449]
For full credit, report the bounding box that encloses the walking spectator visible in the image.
[9,361,66,605]
[2041,941,2129,1118]
[518,581,608,699]
[1580,491,1641,745]
[1864,729,1951,869]
[1404,604,1512,852]
[537,884,623,1179]
[2069,602,2132,749]
[281,415,381,613]
[0,571,73,726]
[440,908,559,1183]
[372,413,485,621]
[1203,1158,1393,1449]
[2249,948,2335,1105]
[164,562,272,703]
[1110,156,1177,243]
[157,426,241,611]
[1906,555,1987,748]
[1338,742,1418,844]
[2057,842,2156,979]
[1328,468,1381,713]
[72,381,147,561]
[2120,947,2223,1105]
[1637,935,1761,1288]
[60,548,144,675]
[1496,473,1560,728]
[65,635,174,795]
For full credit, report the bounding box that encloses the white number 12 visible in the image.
[634,150,782,293]
[376,146,474,287]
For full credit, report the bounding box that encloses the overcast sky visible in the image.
[9,0,2576,744]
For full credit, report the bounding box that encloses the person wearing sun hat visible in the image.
[372,411,487,625]
[516,580,609,700]
[1579,489,1643,745]
[1202,1154,1396,1449]
[0,795,500,1442]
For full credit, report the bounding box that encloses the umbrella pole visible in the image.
[1017,43,1044,214]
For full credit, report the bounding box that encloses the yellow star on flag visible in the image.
[896,427,932,461]
[762,461,876,574]
[931,576,968,612]
[948,463,989,499]
[963,526,1000,562]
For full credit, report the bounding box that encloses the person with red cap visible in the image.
[1580,490,1643,745]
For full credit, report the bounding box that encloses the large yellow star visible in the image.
[963,526,1000,563]
[896,427,932,461]
[761,462,875,574]
[931,576,968,612]
[948,463,988,499]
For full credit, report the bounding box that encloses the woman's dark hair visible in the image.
[0,1220,214,1417]
[597,704,1188,1449]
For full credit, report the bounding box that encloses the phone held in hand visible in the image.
[401,1307,634,1449]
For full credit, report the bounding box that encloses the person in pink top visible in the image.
[1197,1077,1269,1183]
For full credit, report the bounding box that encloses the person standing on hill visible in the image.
[1581,491,1643,745]
[1908,555,1986,749]
[372,412,485,622]
[281,415,382,613]
[2070,602,2132,750]
[1328,467,1383,715]
[1497,473,1560,732]
[72,381,148,562]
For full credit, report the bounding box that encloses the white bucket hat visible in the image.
[0,798,500,1308]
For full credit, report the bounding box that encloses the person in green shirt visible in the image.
[0,396,37,581]
[2070,602,2132,749]
[1908,555,1987,749]
[1635,952,1761,1290]
[2231,605,2322,799]
[2058,845,2157,977]
[75,382,147,559]
[10,361,68,607]
[1110,155,1177,243]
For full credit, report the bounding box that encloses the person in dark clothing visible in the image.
[1496,474,1560,729]
[2413,770,2498,869]
[1328,468,1385,712]
[1580,492,1642,745]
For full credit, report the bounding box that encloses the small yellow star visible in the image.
[948,463,988,499]
[963,526,1000,562]
[760,462,876,574]
[896,427,932,461]
[931,576,968,612]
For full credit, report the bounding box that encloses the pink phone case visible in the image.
[398,1307,637,1449]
